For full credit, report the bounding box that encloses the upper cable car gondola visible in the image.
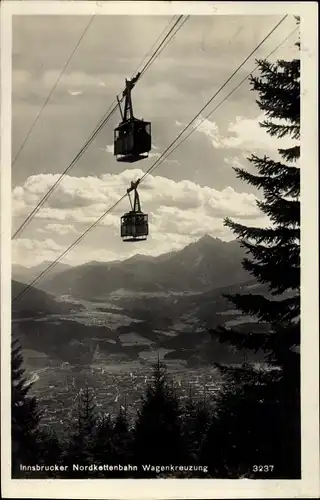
[114,74,152,163]
[121,180,148,242]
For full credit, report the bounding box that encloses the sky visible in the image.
[11,13,299,267]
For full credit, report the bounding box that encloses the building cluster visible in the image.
[32,364,223,431]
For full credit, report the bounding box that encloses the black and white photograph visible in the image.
[1,1,319,499]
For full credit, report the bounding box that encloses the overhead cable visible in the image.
[13,16,292,303]
[12,15,188,240]
[12,15,95,168]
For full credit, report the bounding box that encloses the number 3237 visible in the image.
[253,465,274,472]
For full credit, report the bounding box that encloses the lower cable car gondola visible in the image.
[121,180,148,242]
[114,75,151,163]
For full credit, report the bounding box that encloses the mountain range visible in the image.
[11,235,268,367]
[30,235,250,299]
[12,261,71,285]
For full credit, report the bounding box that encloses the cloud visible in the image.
[194,114,296,153]
[43,71,109,89]
[12,238,65,267]
[13,170,261,217]
[11,161,268,269]
[11,14,299,268]
[68,90,83,96]
[224,156,245,169]
[100,145,114,154]
[12,169,262,247]
[151,206,225,238]
[37,223,79,236]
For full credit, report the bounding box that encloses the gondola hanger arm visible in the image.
[127,178,141,194]
[127,191,134,211]
[116,72,141,121]
[116,96,124,121]
[122,72,141,98]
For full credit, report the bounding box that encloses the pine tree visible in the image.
[90,403,133,478]
[199,366,281,478]
[111,403,134,476]
[133,358,186,477]
[182,390,211,469]
[92,412,113,463]
[215,46,300,364]
[90,412,114,477]
[208,24,300,478]
[11,339,42,478]
[37,427,63,477]
[79,385,96,435]
[63,385,97,477]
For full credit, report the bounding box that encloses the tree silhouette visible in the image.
[111,402,134,476]
[208,23,300,478]
[133,358,186,477]
[199,366,281,478]
[37,426,63,477]
[181,390,211,470]
[11,339,42,477]
[91,412,113,464]
[63,385,97,477]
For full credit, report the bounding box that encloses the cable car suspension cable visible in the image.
[12,99,118,240]
[130,15,181,77]
[12,194,127,304]
[11,27,298,238]
[138,14,288,185]
[114,15,188,119]
[12,15,96,169]
[138,16,190,78]
[146,23,299,178]
[12,16,291,303]
[12,15,188,240]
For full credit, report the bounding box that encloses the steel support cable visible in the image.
[12,99,118,240]
[12,15,188,240]
[138,15,190,77]
[12,16,288,303]
[19,26,296,231]
[12,195,127,304]
[130,15,180,77]
[12,15,95,169]
[149,25,300,172]
[96,17,187,130]
[12,12,177,171]
[138,15,288,184]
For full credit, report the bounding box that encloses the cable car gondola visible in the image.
[121,180,148,242]
[114,75,151,163]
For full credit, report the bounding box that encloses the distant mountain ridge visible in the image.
[36,235,249,299]
[11,280,80,318]
[12,261,71,284]
[10,236,273,368]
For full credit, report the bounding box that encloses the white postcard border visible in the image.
[1,1,319,499]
